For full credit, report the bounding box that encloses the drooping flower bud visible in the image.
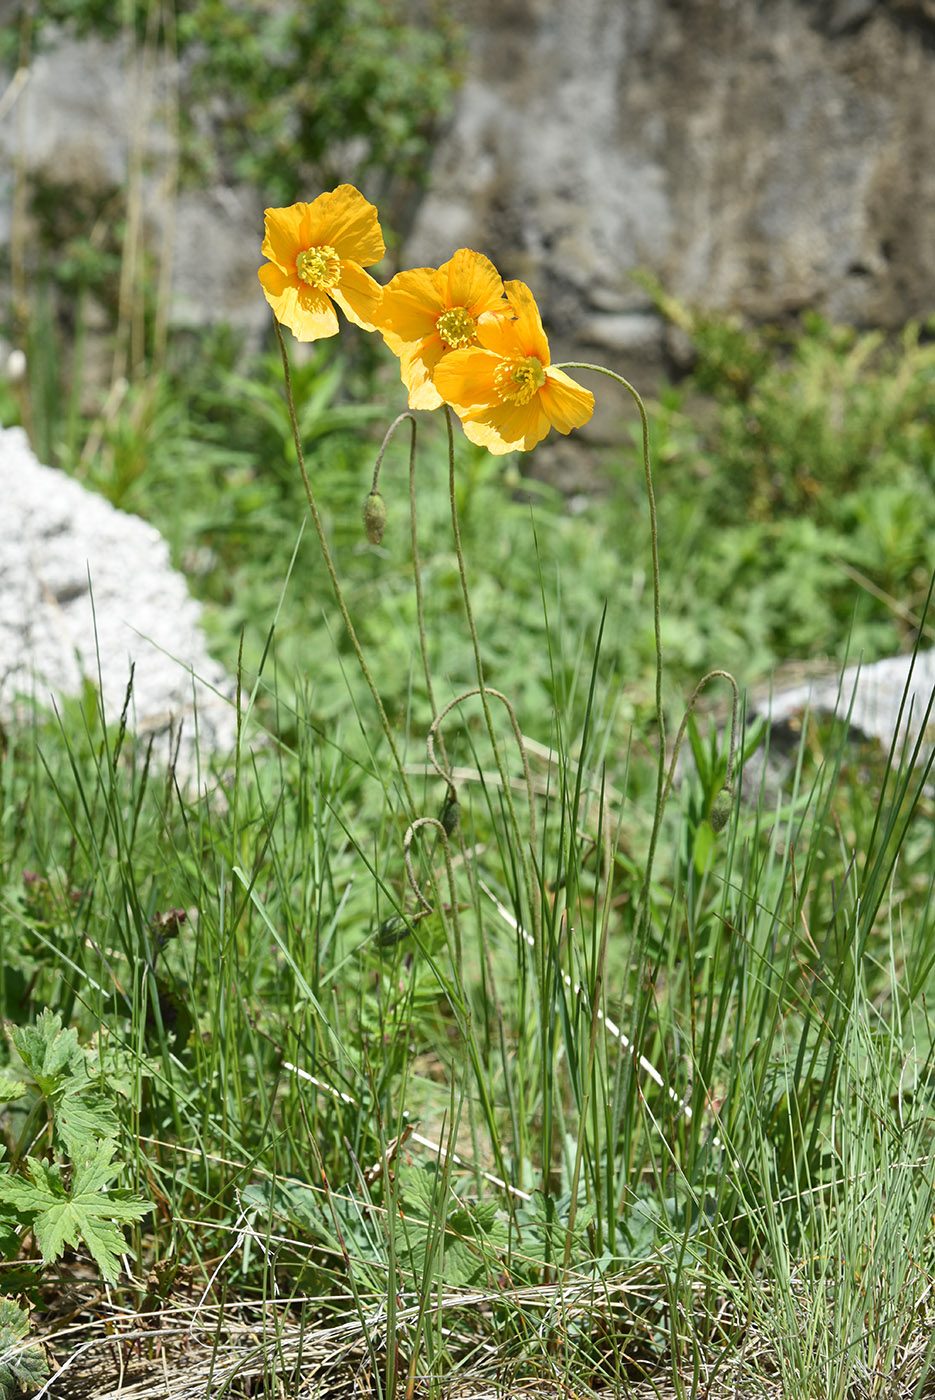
[439,785,460,837]
[363,490,387,545]
[378,914,410,946]
[709,786,734,833]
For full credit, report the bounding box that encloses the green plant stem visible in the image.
[404,816,464,986]
[659,668,741,812]
[274,320,415,814]
[443,406,541,948]
[406,416,439,727]
[555,362,665,941]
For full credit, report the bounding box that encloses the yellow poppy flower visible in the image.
[433,281,595,454]
[376,248,510,410]
[258,185,385,341]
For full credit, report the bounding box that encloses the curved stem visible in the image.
[426,686,538,864]
[274,320,415,814]
[370,410,416,495]
[660,669,741,814]
[554,362,664,941]
[404,816,463,985]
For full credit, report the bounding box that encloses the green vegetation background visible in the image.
[3,3,935,1395]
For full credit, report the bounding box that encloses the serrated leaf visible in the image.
[55,1080,119,1161]
[0,1304,26,1342]
[0,1143,152,1283]
[0,1079,25,1104]
[9,1011,83,1089]
[0,1301,48,1400]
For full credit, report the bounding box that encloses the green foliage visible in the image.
[0,1141,151,1284]
[177,0,461,204]
[0,1012,152,1284]
[5,136,935,1385]
[0,1298,48,1400]
[5,0,461,206]
[4,1010,119,1159]
[637,312,935,681]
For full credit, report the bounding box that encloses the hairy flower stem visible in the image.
[444,406,541,950]
[660,668,741,813]
[555,363,665,943]
[274,321,415,814]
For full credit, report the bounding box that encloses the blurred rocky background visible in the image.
[1,0,934,764]
[3,0,933,374]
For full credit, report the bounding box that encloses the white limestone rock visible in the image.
[0,425,237,774]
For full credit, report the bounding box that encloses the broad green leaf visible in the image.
[54,1078,119,1161]
[9,1011,83,1088]
[0,1144,152,1283]
[0,1296,48,1400]
[692,819,716,875]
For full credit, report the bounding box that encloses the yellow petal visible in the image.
[258,261,292,297]
[442,249,508,317]
[540,369,595,434]
[398,339,445,409]
[331,262,384,331]
[304,184,385,266]
[433,348,502,412]
[460,398,550,454]
[377,268,445,346]
[261,204,310,273]
[259,263,340,340]
[475,312,526,359]
[502,280,551,363]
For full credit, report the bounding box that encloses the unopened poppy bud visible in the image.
[709,786,734,833]
[364,490,387,545]
[439,786,460,837]
[378,914,410,946]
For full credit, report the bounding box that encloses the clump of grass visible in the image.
[4,39,935,1382]
[4,314,935,1397]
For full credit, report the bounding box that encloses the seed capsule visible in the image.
[439,786,460,837]
[709,786,734,833]
[363,490,387,545]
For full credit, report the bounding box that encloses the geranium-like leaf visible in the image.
[55,1076,119,1160]
[0,1298,48,1399]
[9,1010,83,1089]
[0,1143,152,1284]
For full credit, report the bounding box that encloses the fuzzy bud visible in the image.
[378,914,410,946]
[709,786,734,833]
[439,786,460,837]
[363,490,387,546]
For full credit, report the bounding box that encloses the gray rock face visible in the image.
[405,0,935,374]
[3,3,932,368]
[0,427,237,774]
[750,649,935,796]
[0,32,267,344]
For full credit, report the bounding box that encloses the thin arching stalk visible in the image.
[660,668,742,814]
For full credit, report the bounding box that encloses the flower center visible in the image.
[436,306,477,350]
[494,355,546,405]
[295,244,341,291]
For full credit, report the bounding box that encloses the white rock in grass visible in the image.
[757,652,935,767]
[0,425,237,775]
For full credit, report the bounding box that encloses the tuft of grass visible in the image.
[2,552,935,1394]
